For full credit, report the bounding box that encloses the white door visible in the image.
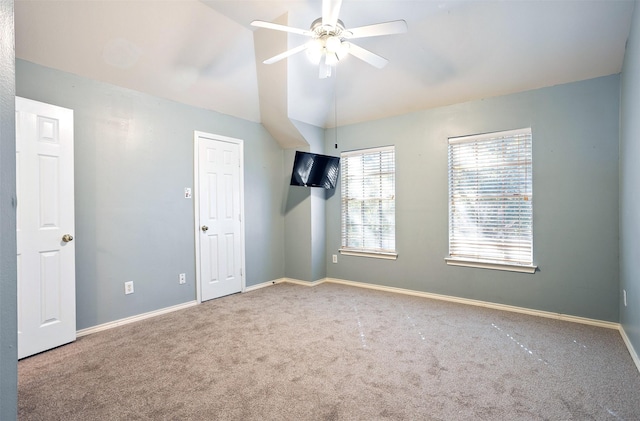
[195,132,245,302]
[16,97,75,359]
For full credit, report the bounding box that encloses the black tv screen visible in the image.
[290,151,340,189]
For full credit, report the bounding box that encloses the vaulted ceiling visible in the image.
[15,0,634,148]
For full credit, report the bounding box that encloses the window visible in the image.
[340,146,396,259]
[446,128,535,273]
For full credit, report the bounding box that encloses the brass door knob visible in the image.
[62,234,74,243]
[201,225,209,232]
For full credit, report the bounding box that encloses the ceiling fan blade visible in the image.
[251,20,311,36]
[344,20,408,39]
[322,0,343,28]
[345,42,389,69]
[263,43,309,65]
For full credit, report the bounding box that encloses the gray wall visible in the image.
[283,147,312,281]
[0,0,17,418]
[16,59,285,330]
[325,75,620,322]
[284,120,327,282]
[620,1,640,355]
[310,186,327,282]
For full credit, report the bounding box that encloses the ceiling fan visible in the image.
[251,0,408,79]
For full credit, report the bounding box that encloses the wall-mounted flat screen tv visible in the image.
[290,151,340,189]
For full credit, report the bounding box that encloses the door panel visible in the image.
[39,155,60,226]
[197,133,244,302]
[16,97,75,359]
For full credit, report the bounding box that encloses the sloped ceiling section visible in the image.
[15,0,261,123]
[253,13,310,149]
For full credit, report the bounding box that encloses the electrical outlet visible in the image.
[124,281,134,295]
[332,254,338,264]
[623,289,627,307]
[179,273,186,284]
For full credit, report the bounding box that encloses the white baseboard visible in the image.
[277,277,325,287]
[244,278,309,291]
[77,277,290,337]
[244,280,280,292]
[76,300,198,338]
[77,277,292,337]
[322,277,620,330]
[619,326,640,373]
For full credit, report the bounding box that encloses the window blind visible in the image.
[448,128,533,266]
[341,146,395,254]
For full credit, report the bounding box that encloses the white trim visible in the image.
[244,278,327,291]
[445,257,537,274]
[278,277,325,287]
[76,301,198,338]
[244,280,280,292]
[267,277,617,330]
[339,249,398,260]
[238,140,246,293]
[193,133,202,303]
[341,144,394,157]
[619,326,640,373]
[193,131,246,303]
[448,127,532,144]
[321,278,618,329]
[76,277,285,337]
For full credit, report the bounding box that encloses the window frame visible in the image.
[339,145,397,260]
[446,128,536,273]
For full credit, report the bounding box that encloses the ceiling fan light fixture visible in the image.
[325,35,342,53]
[306,38,324,64]
[325,52,339,66]
[335,41,349,60]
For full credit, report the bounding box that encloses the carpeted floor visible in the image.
[18,282,640,420]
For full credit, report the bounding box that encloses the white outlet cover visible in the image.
[124,281,134,294]
[184,188,192,199]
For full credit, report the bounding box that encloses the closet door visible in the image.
[16,97,75,359]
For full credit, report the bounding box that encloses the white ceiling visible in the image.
[15,0,634,147]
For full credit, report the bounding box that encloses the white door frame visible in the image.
[193,131,246,303]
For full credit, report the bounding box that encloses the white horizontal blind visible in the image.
[341,146,395,253]
[448,128,533,266]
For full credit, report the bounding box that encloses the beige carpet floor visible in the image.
[18,282,640,420]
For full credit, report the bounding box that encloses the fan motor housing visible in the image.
[310,17,346,37]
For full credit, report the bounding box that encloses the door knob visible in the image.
[62,234,74,243]
[201,225,209,232]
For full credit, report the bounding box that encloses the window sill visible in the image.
[339,249,398,260]
[445,257,537,274]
